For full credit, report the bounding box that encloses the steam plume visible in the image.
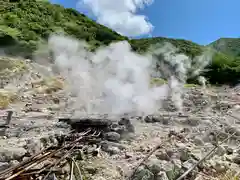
[46,35,212,116]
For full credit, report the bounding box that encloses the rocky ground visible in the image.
[0,57,240,180]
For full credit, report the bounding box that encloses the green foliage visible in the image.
[209,38,240,57]
[130,37,203,58]
[1,0,240,85]
[0,0,126,57]
[204,52,240,85]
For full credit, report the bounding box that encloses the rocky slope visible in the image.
[0,56,240,180]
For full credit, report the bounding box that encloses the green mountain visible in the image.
[209,38,240,57]
[0,0,127,57]
[0,0,240,85]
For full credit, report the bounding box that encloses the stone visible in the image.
[155,150,170,161]
[100,141,127,150]
[208,159,228,173]
[95,177,107,180]
[111,124,125,134]
[104,132,121,142]
[172,159,182,169]
[193,137,204,146]
[45,173,58,180]
[156,171,169,180]
[10,160,19,166]
[146,158,162,175]
[104,146,120,155]
[179,149,191,161]
[185,116,200,126]
[144,116,153,123]
[0,162,9,171]
[233,155,240,164]
[216,146,226,156]
[226,147,234,155]
[85,166,97,174]
[133,166,154,180]
[40,137,50,148]
[214,163,227,173]
[125,152,133,159]
[118,117,135,132]
[190,149,203,160]
[182,159,197,169]
[0,147,27,161]
[49,136,58,146]
[25,139,41,156]
[151,116,163,123]
[161,161,181,180]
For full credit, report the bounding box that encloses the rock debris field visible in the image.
[0,57,240,180]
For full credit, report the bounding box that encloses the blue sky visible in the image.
[50,0,239,45]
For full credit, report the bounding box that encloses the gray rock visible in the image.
[111,124,125,134]
[104,132,121,142]
[40,137,50,148]
[125,152,133,159]
[226,147,234,155]
[144,116,153,123]
[25,139,41,156]
[118,117,135,132]
[155,150,170,161]
[190,149,203,160]
[182,159,197,169]
[181,116,200,126]
[100,141,126,150]
[156,171,169,180]
[216,146,226,156]
[233,155,240,164]
[193,137,204,146]
[179,149,191,161]
[85,166,97,174]
[208,159,229,173]
[151,116,162,123]
[10,160,19,166]
[0,147,27,161]
[0,162,9,171]
[172,159,182,169]
[225,126,240,136]
[133,166,154,180]
[49,136,58,146]
[146,158,162,175]
[214,163,227,173]
[161,161,180,180]
[105,146,120,155]
[45,173,58,180]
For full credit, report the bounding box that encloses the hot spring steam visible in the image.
[47,35,212,117]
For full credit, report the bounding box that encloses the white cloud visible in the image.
[77,0,154,37]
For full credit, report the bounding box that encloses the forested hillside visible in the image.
[209,38,240,57]
[0,0,240,85]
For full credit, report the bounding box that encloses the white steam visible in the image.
[48,35,169,116]
[77,0,154,36]
[47,35,212,116]
[150,43,212,111]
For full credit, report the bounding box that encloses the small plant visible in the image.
[0,89,18,109]
[150,78,167,86]
[218,170,240,180]
[34,76,64,94]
